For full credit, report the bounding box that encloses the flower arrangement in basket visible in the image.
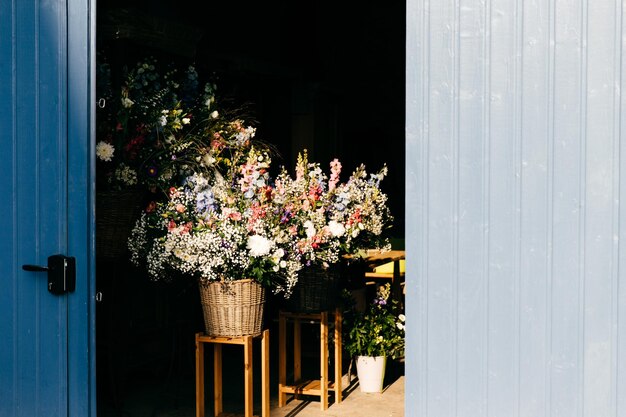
[128,143,304,336]
[129,146,302,292]
[273,150,394,311]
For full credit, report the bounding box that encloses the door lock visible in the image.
[23,254,76,295]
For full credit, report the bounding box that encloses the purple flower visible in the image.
[146,166,158,177]
[280,209,292,223]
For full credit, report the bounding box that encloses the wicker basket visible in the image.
[284,265,342,313]
[199,279,266,337]
[96,190,145,260]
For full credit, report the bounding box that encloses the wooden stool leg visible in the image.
[278,312,287,407]
[196,333,205,417]
[213,344,222,417]
[320,311,328,410]
[244,335,253,417]
[335,308,342,403]
[294,318,301,384]
[262,329,270,417]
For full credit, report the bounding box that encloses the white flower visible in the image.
[182,117,190,125]
[398,314,406,322]
[205,96,215,109]
[96,141,115,162]
[328,220,345,237]
[271,248,285,265]
[121,97,134,108]
[209,110,219,119]
[113,164,137,186]
[234,126,256,143]
[304,220,316,238]
[159,115,167,126]
[396,322,405,330]
[202,154,216,167]
[247,235,272,257]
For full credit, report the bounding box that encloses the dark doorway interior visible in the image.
[95,1,405,415]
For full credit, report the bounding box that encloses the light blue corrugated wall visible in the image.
[406,0,626,416]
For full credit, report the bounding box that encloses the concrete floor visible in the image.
[269,374,405,417]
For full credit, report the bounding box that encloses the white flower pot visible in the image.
[356,355,387,393]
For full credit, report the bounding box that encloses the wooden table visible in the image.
[362,250,405,301]
[195,330,270,417]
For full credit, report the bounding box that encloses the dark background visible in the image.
[96,0,406,239]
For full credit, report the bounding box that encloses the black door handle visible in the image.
[22,264,49,272]
[22,255,76,295]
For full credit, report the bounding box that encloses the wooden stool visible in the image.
[277,308,342,410]
[195,330,270,417]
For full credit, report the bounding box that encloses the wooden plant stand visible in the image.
[195,330,269,417]
[277,308,343,410]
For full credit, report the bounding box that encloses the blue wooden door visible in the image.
[0,0,95,416]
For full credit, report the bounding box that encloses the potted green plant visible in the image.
[343,283,405,393]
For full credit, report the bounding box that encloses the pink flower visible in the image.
[348,208,362,226]
[275,179,286,195]
[296,165,304,181]
[175,204,186,213]
[145,201,156,213]
[329,158,342,191]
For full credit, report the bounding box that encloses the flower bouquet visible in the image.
[129,146,302,293]
[273,150,394,311]
[96,55,265,259]
[96,55,259,193]
[95,56,216,258]
[128,146,303,336]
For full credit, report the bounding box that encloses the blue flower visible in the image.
[196,190,215,213]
